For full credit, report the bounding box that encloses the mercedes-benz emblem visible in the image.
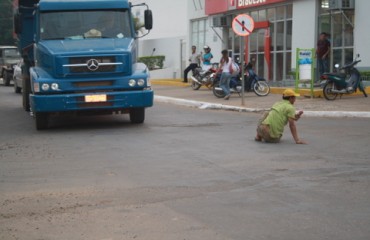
[86,59,99,71]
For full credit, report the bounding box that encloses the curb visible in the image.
[151,79,370,97]
[155,95,370,118]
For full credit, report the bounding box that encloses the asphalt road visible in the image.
[0,85,370,240]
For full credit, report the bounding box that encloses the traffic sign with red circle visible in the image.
[232,14,255,36]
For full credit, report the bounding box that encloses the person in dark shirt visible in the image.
[316,32,331,76]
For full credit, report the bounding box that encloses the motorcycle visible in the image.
[190,63,219,90]
[321,54,367,100]
[213,62,270,98]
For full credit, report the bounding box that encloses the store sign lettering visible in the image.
[237,0,286,9]
[238,0,267,7]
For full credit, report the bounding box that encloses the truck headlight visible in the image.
[129,79,136,87]
[137,79,145,87]
[51,83,59,91]
[41,83,50,91]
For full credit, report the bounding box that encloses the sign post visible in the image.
[295,48,315,98]
[232,14,254,106]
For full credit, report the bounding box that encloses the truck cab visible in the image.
[14,0,153,130]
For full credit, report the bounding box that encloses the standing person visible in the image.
[183,46,200,83]
[255,89,307,144]
[201,46,213,71]
[316,32,331,76]
[218,49,233,100]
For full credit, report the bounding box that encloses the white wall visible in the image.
[354,0,370,69]
[130,0,188,40]
[139,36,185,78]
[130,0,188,78]
[291,0,318,70]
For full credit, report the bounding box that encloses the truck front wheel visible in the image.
[130,108,145,124]
[35,112,48,130]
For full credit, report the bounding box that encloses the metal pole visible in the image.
[241,36,245,106]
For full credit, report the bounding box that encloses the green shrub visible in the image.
[138,55,165,70]
[361,71,370,77]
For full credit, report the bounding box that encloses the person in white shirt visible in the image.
[218,50,233,100]
[183,46,201,83]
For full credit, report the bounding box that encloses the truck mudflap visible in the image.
[30,89,153,113]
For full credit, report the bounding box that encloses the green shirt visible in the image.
[262,100,296,138]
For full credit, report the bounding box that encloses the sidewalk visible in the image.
[152,79,370,118]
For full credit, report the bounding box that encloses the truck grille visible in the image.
[64,56,122,73]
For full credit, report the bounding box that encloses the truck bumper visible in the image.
[30,90,153,113]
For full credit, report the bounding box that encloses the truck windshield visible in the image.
[40,10,132,40]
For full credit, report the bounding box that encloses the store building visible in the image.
[187,0,369,83]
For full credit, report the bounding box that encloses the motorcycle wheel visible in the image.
[191,76,201,90]
[212,80,225,98]
[359,81,368,98]
[323,82,338,100]
[253,81,270,96]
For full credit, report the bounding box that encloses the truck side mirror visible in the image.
[144,10,153,30]
[14,12,22,34]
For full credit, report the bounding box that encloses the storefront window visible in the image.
[259,10,267,21]
[344,48,353,64]
[191,19,208,52]
[267,8,275,21]
[249,5,292,82]
[231,4,292,82]
[276,52,284,81]
[286,5,292,19]
[332,14,342,48]
[286,52,292,77]
[319,0,354,69]
[276,6,285,20]
[333,49,342,67]
[269,23,275,51]
[276,22,284,51]
[251,11,258,21]
[250,33,257,52]
[286,20,292,50]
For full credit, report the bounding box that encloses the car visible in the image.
[13,59,23,93]
[0,46,21,86]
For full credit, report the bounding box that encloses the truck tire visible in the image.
[22,75,31,111]
[35,112,48,130]
[130,108,145,124]
[3,71,11,86]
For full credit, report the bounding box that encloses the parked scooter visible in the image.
[321,54,367,100]
[213,62,270,98]
[190,63,219,90]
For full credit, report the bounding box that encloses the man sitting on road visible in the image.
[255,89,307,144]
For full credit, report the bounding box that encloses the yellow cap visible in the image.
[283,88,300,97]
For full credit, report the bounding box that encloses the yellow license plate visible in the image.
[84,94,107,102]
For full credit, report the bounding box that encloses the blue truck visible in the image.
[14,0,153,130]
